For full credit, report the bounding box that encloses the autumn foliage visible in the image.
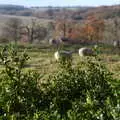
[54,18,74,38]
[54,16,105,43]
[83,16,105,42]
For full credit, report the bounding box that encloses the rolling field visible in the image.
[2,43,119,79]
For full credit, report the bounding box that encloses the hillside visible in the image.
[0,4,120,44]
[0,14,52,36]
[30,5,120,20]
[0,4,120,20]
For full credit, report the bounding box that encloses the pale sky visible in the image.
[0,0,119,7]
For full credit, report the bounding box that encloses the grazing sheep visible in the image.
[54,50,72,61]
[113,40,120,47]
[79,47,94,57]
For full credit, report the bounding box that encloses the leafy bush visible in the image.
[42,57,119,120]
[0,45,119,120]
[0,45,51,119]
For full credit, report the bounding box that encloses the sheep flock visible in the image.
[54,47,96,61]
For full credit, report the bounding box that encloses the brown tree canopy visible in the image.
[82,16,105,42]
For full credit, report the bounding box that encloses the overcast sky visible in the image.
[0,0,119,7]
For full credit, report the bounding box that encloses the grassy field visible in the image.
[1,43,119,79]
[0,43,120,78]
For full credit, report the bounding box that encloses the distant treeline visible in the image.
[0,5,25,10]
[0,5,32,16]
[0,4,120,19]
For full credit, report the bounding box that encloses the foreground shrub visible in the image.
[0,45,119,120]
[42,57,119,120]
[0,45,51,119]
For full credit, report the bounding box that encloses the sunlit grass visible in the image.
[0,43,120,79]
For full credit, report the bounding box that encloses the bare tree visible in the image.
[104,17,120,45]
[26,19,47,44]
[2,18,22,44]
[34,25,47,42]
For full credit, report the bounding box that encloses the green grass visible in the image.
[0,43,120,79]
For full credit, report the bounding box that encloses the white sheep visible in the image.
[54,50,72,61]
[78,47,94,57]
[113,40,120,47]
